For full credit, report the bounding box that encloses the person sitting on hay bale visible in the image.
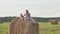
[20,13,24,20]
[24,10,31,21]
[24,9,37,23]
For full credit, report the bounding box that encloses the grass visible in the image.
[0,22,9,34]
[39,22,60,34]
[0,22,60,34]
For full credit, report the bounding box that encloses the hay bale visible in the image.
[51,19,58,25]
[8,17,20,34]
[8,17,39,34]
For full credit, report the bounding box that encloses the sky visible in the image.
[0,0,60,17]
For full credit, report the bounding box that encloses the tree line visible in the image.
[0,17,60,22]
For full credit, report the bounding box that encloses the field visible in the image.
[0,22,60,34]
[0,22,9,34]
[40,22,60,34]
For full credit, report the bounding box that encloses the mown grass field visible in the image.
[0,22,60,34]
[0,22,9,34]
[39,22,60,34]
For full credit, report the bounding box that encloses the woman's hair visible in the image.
[26,10,29,13]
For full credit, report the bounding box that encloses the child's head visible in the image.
[20,13,23,16]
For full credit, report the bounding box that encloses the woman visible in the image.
[24,10,36,23]
[24,10,31,20]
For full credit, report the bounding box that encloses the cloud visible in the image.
[0,0,60,17]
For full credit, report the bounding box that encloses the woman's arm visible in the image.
[24,14,26,16]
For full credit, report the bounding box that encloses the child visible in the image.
[20,13,24,20]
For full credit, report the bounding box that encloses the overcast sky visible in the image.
[0,0,60,17]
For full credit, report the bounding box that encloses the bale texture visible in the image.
[8,17,39,34]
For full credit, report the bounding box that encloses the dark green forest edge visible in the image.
[0,17,60,22]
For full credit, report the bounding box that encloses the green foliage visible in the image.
[0,17,60,22]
